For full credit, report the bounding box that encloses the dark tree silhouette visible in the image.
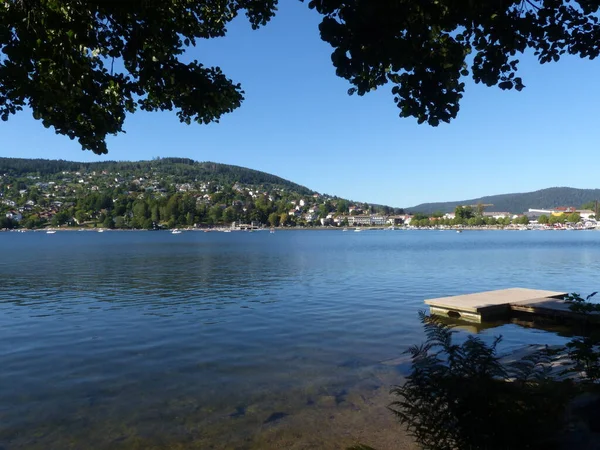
[2,0,600,153]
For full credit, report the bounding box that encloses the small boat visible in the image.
[354,228,362,232]
[342,228,348,232]
[46,230,56,234]
[97,229,104,233]
[456,230,462,234]
[223,229,232,233]
[172,229,182,234]
[270,228,275,234]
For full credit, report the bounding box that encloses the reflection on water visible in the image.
[1,230,600,448]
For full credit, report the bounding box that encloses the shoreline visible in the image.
[1,226,598,232]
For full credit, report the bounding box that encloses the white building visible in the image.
[370,215,387,226]
[387,215,407,225]
[6,211,22,222]
[348,215,387,226]
[348,215,372,226]
[333,216,347,226]
[483,212,511,219]
[577,209,596,220]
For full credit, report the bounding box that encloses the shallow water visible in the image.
[1,229,599,448]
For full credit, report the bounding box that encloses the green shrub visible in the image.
[564,292,600,383]
[389,313,573,450]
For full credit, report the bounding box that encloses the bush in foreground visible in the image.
[389,312,574,450]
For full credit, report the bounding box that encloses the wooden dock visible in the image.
[424,288,569,323]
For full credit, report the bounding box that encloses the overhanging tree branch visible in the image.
[1,0,600,153]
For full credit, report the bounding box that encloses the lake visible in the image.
[1,229,600,449]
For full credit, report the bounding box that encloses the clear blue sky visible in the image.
[2,2,600,207]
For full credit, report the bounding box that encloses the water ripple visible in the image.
[1,230,599,448]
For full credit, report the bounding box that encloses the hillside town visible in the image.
[1,169,597,231]
[0,161,406,230]
[1,159,598,231]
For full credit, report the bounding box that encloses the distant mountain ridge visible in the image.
[408,187,600,214]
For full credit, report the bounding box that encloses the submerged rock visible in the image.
[229,406,246,418]
[263,412,289,424]
[317,396,337,407]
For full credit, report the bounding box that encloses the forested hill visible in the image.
[0,157,314,195]
[0,157,404,230]
[408,187,600,214]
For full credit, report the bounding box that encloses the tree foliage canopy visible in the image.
[454,205,474,220]
[0,0,277,153]
[308,0,600,126]
[2,0,600,153]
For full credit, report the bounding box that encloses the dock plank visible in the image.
[509,297,600,324]
[425,288,567,322]
[510,296,573,313]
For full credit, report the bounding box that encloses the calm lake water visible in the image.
[2,229,600,449]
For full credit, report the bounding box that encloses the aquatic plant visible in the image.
[564,292,600,383]
[389,312,573,450]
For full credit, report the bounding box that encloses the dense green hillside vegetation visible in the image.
[408,187,600,214]
[0,157,400,230]
[0,157,314,194]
